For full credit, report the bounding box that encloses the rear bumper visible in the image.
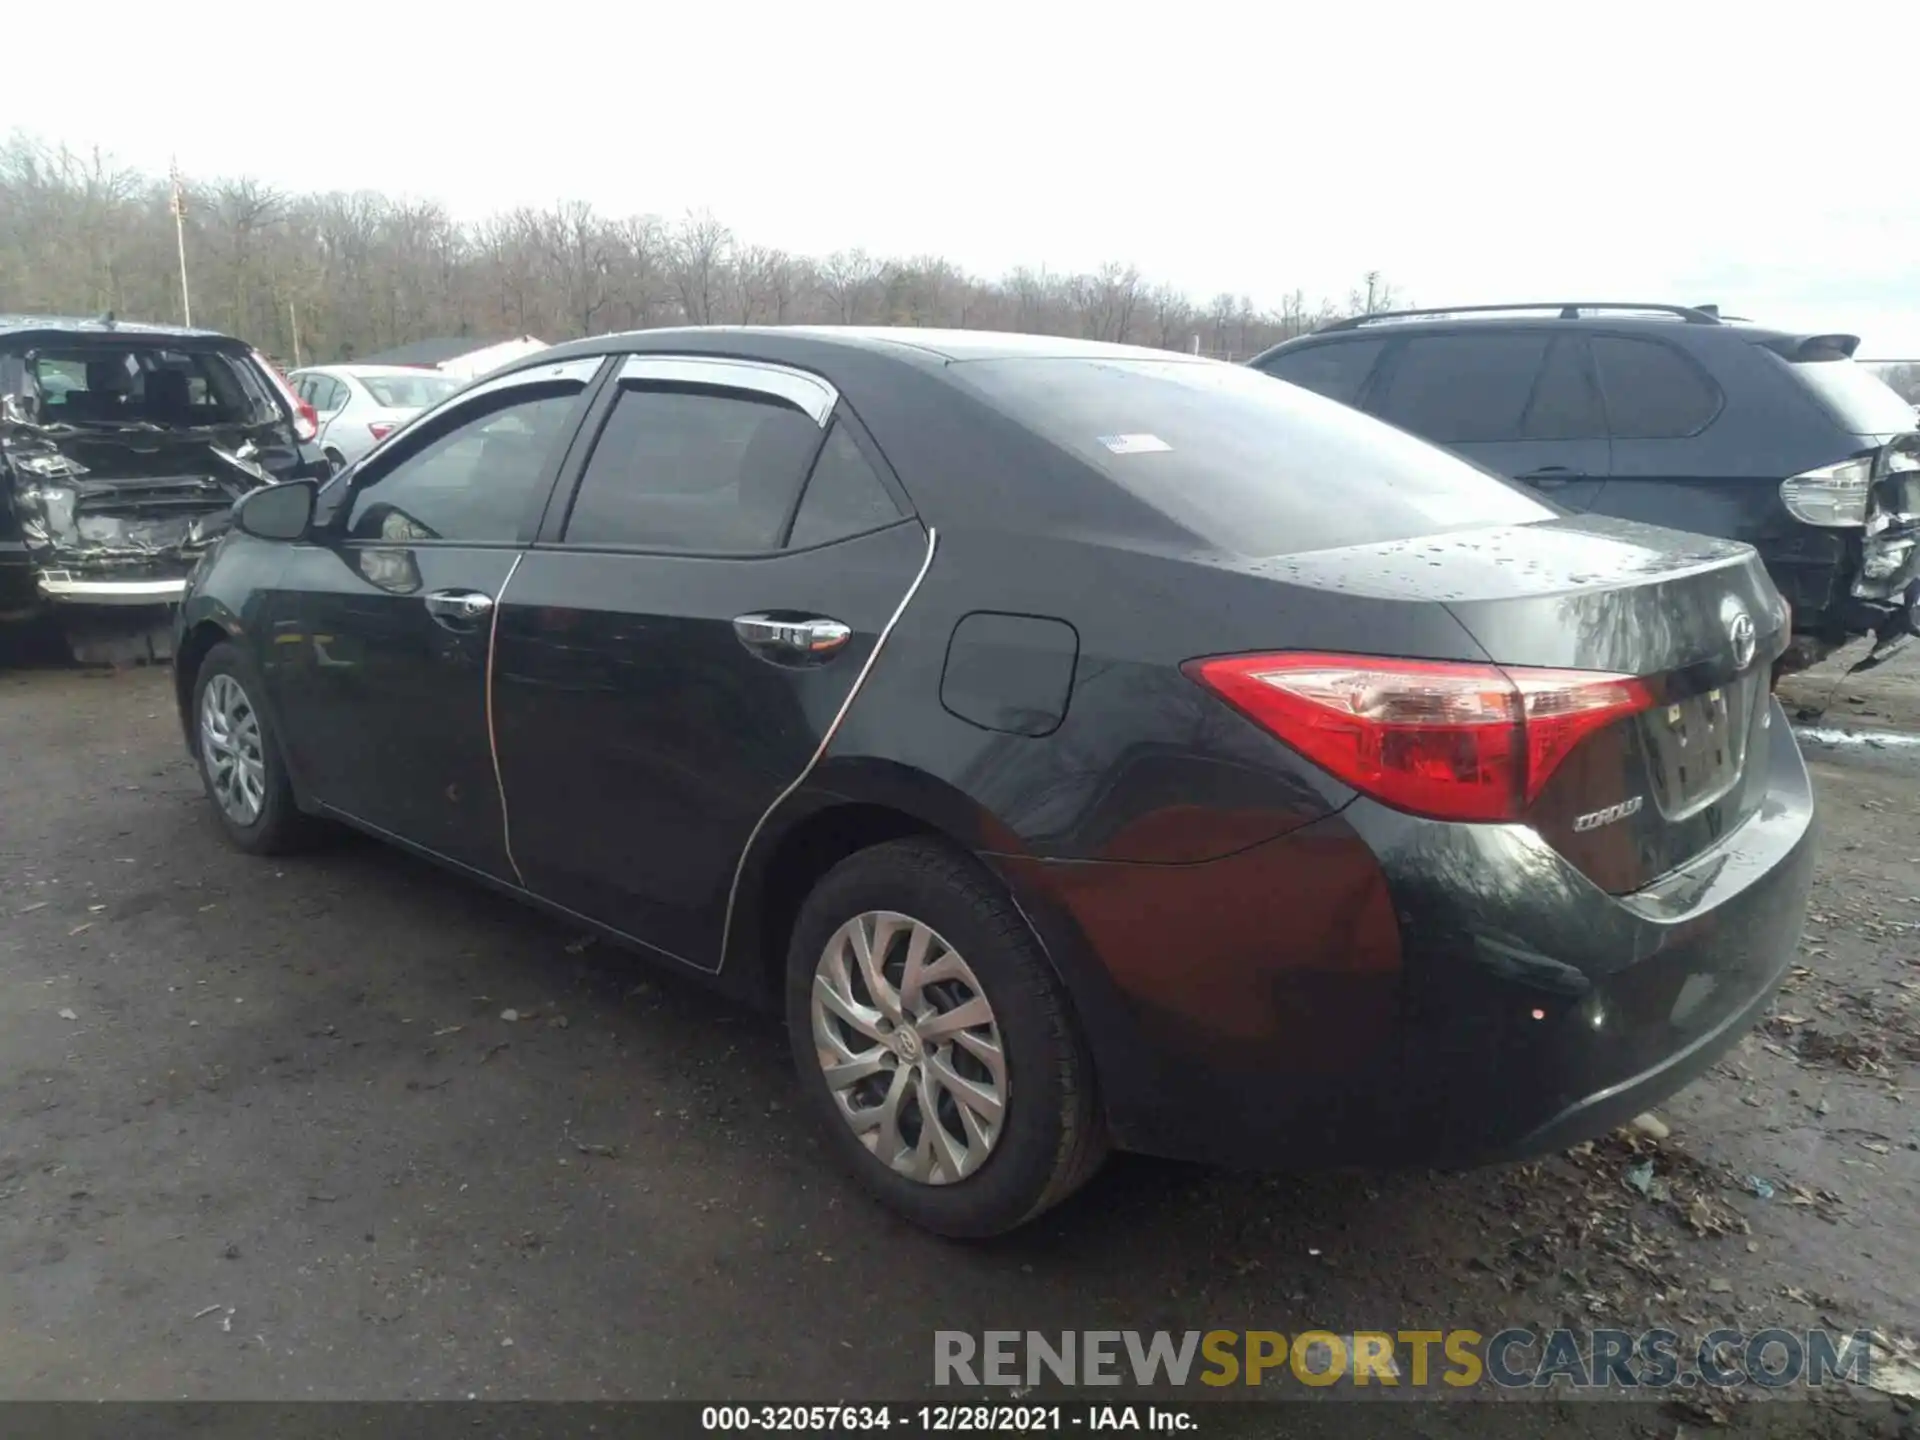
[1490,945,1790,1160]
[0,550,37,617]
[1000,696,1816,1170]
[1766,521,1920,648]
[36,573,189,606]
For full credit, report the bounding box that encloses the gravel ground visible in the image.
[2,650,1918,1437]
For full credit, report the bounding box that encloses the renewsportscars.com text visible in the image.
[934,1328,1877,1390]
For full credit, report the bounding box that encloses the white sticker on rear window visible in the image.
[1097,433,1172,455]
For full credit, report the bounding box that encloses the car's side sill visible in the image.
[310,801,710,977]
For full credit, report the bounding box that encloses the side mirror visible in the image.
[233,479,317,542]
[1,392,37,425]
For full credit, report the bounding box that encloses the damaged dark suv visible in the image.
[1250,304,1920,672]
[1,315,328,659]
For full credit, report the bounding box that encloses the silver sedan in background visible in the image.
[288,364,462,470]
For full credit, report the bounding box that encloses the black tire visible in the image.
[785,837,1106,1238]
[190,641,323,855]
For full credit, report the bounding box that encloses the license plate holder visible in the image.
[1646,674,1754,819]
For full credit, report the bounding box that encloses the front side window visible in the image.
[562,385,822,552]
[343,385,582,544]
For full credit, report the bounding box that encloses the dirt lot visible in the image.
[3,646,1919,1436]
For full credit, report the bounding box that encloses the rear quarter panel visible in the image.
[824,523,1509,866]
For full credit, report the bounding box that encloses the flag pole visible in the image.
[169,159,193,327]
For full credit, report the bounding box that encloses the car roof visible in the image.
[294,363,456,377]
[536,325,1200,367]
[0,313,241,345]
[494,326,1230,545]
[1261,309,1803,357]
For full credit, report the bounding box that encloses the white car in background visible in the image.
[288,364,463,471]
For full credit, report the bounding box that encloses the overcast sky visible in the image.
[9,0,1920,353]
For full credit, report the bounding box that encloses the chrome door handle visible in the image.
[733,613,852,659]
[424,589,495,629]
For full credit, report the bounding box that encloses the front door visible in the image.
[260,358,604,880]
[490,355,926,966]
[1368,330,1612,511]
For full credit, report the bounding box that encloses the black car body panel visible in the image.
[1248,309,1920,665]
[1000,699,1815,1166]
[1,315,327,619]
[177,326,1814,1173]
[493,520,935,963]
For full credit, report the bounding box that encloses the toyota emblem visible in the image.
[1729,610,1756,670]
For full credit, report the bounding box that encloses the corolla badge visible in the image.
[1727,607,1756,670]
[1574,796,1643,833]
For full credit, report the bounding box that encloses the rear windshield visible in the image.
[15,343,281,429]
[953,356,1554,556]
[1783,351,1918,436]
[361,373,461,409]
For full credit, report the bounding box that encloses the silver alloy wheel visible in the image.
[810,910,1008,1185]
[200,672,267,826]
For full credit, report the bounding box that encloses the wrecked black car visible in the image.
[1,315,328,661]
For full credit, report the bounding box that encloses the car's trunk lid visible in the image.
[1276,514,1788,893]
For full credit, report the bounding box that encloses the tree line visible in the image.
[0,133,1399,367]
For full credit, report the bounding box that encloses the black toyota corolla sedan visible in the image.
[174,327,1815,1237]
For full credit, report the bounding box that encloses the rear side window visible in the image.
[788,421,904,548]
[362,373,461,410]
[1592,336,1720,438]
[563,386,821,552]
[1255,339,1385,405]
[1372,333,1551,443]
[953,357,1553,558]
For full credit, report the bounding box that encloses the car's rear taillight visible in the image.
[368,422,395,442]
[252,350,320,443]
[1780,458,1871,526]
[1184,652,1656,823]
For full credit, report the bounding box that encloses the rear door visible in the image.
[490,354,926,967]
[1368,330,1611,509]
[261,357,605,878]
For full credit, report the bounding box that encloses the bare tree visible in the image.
[604,214,668,331]
[817,248,879,324]
[1349,269,1397,316]
[668,210,732,326]
[542,200,612,335]
[0,132,1396,365]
